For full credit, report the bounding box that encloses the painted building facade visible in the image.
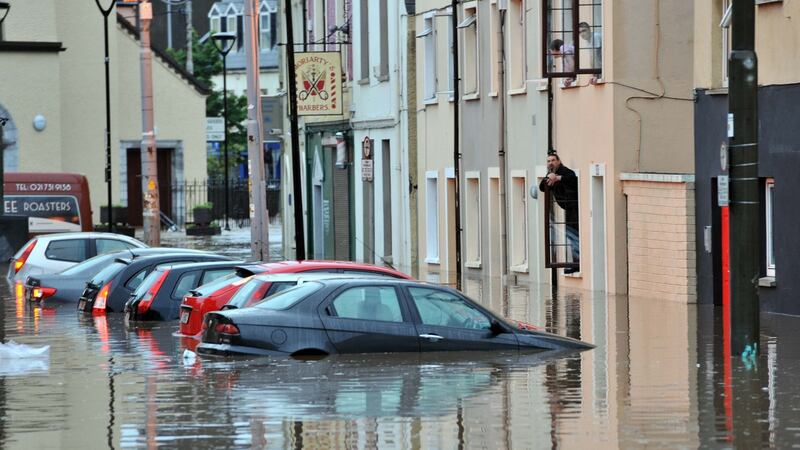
[0,1,208,225]
[694,0,800,315]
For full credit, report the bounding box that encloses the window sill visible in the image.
[489,91,498,97]
[465,261,482,269]
[508,86,527,96]
[423,97,438,106]
[376,74,389,83]
[564,270,582,278]
[560,81,579,90]
[425,257,440,265]
[706,88,729,96]
[510,263,528,274]
[759,276,776,288]
[462,92,480,101]
[358,78,370,86]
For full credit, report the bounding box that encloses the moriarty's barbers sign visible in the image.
[294,52,342,116]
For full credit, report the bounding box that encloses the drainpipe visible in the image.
[547,78,557,289]
[498,8,509,279]
[452,0,462,290]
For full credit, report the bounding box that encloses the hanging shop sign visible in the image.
[295,52,342,116]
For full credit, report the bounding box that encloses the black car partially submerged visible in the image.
[77,252,232,313]
[124,261,242,321]
[197,279,593,357]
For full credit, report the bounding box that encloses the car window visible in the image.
[133,269,165,297]
[408,287,491,330]
[45,239,86,263]
[89,261,128,286]
[201,269,233,285]
[265,281,297,297]
[172,271,200,299]
[226,279,268,309]
[125,268,149,290]
[60,253,116,276]
[331,286,404,323]
[254,281,323,310]
[192,273,239,297]
[96,239,135,255]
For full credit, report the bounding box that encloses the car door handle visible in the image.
[419,334,444,341]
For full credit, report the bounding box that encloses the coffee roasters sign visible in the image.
[294,52,342,116]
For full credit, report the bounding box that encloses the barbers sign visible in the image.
[294,52,342,116]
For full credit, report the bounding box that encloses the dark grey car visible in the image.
[24,248,212,303]
[198,279,593,357]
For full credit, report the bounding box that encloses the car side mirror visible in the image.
[490,320,505,335]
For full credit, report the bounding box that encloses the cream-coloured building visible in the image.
[0,1,208,225]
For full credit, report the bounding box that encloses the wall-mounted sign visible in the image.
[295,52,342,116]
[206,117,224,142]
[361,137,373,182]
[718,175,729,207]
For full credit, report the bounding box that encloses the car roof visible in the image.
[32,232,146,244]
[251,272,392,283]
[248,260,410,277]
[154,260,244,272]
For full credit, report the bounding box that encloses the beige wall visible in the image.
[696,1,800,90]
[2,1,207,223]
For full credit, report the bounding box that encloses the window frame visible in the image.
[259,11,270,51]
[425,171,441,264]
[509,172,529,272]
[417,12,437,102]
[507,0,527,92]
[721,0,732,86]
[543,169,581,270]
[464,172,482,267]
[459,2,480,98]
[359,0,370,83]
[541,0,603,78]
[377,0,390,81]
[766,178,775,277]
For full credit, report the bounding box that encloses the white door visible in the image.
[591,174,606,292]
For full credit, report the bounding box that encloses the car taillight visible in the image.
[93,282,113,313]
[214,323,239,336]
[14,240,37,274]
[138,270,170,314]
[31,287,57,301]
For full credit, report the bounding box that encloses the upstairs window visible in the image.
[721,0,732,85]
[543,0,603,78]
[459,3,479,96]
[765,179,775,277]
[259,12,270,51]
[359,0,370,81]
[507,0,526,90]
[417,14,437,101]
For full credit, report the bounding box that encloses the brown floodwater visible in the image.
[1,261,798,448]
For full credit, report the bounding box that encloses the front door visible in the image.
[319,285,420,354]
[126,148,174,226]
[405,286,518,352]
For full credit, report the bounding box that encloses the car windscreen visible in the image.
[59,253,118,277]
[191,272,240,297]
[226,279,268,309]
[253,281,323,311]
[88,261,128,287]
[132,269,166,298]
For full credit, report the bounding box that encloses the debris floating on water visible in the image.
[0,340,50,358]
[0,341,50,376]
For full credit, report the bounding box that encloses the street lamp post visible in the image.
[212,32,236,232]
[95,0,117,232]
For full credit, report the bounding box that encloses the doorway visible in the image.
[591,173,606,292]
[126,148,174,226]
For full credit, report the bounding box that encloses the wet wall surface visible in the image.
[1,234,799,448]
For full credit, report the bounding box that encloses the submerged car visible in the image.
[197,278,593,357]
[7,232,146,282]
[77,252,232,314]
[24,248,212,303]
[123,261,242,321]
[179,261,412,337]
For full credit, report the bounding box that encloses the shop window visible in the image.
[542,165,580,272]
[508,0,526,90]
[509,173,528,270]
[766,178,775,277]
[465,173,481,266]
[426,172,440,263]
[417,14,437,101]
[459,3,479,96]
[542,0,603,78]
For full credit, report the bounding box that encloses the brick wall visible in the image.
[623,175,696,303]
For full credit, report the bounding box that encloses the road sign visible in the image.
[718,175,729,207]
[206,117,224,142]
[361,159,374,182]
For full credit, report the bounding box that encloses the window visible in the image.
[543,164,580,272]
[45,239,86,263]
[489,1,500,94]
[210,17,221,34]
[418,14,437,101]
[459,3,479,96]
[259,12,270,51]
[447,11,455,95]
[226,15,236,36]
[543,0,603,78]
[96,239,135,255]
[378,0,389,80]
[465,173,481,266]
[255,282,324,310]
[265,281,297,297]
[510,174,528,270]
[125,268,150,290]
[721,0,732,85]
[331,286,403,322]
[359,0,370,81]
[227,279,269,309]
[173,271,200,299]
[408,287,491,330]
[201,269,233,285]
[425,172,440,263]
[508,0,526,90]
[766,179,775,277]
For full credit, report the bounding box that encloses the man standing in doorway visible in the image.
[539,152,580,273]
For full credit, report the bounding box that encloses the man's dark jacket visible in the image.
[539,164,578,211]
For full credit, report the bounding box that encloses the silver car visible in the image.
[7,232,146,283]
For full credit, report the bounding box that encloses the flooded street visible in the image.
[1,232,800,448]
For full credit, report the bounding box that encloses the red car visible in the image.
[178,261,412,337]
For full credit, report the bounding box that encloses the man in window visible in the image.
[579,22,602,82]
[539,152,580,273]
[549,39,575,87]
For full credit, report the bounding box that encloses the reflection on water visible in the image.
[2,269,800,449]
